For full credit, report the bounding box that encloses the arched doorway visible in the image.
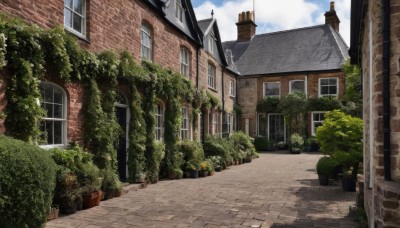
[115,92,129,182]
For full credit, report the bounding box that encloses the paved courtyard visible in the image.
[46,152,359,228]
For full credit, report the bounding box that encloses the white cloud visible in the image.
[194,0,350,45]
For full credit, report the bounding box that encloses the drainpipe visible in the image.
[382,0,391,181]
[222,67,225,135]
[196,47,200,88]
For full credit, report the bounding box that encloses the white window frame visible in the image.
[141,23,152,61]
[318,77,338,97]
[212,112,218,135]
[311,112,326,136]
[180,47,190,77]
[267,113,286,142]
[208,63,216,89]
[64,0,86,38]
[175,0,184,23]
[39,82,68,148]
[263,82,281,98]
[289,80,306,95]
[180,106,190,140]
[229,80,236,97]
[155,104,164,141]
[208,35,217,55]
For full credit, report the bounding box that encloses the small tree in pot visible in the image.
[316,156,338,185]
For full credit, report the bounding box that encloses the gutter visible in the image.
[382,0,391,181]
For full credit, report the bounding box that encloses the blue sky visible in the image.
[192,0,350,45]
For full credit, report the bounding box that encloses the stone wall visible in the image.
[360,0,400,227]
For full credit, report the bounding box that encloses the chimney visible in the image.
[236,11,257,42]
[324,1,340,32]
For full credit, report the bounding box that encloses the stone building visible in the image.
[223,3,349,140]
[350,0,400,227]
[0,0,236,180]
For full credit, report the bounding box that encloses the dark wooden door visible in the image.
[116,106,127,182]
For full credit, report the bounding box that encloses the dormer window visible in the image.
[175,0,184,22]
[208,35,217,56]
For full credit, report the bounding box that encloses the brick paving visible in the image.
[46,152,359,228]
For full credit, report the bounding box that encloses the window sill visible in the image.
[208,87,218,93]
[318,95,338,98]
[39,144,66,150]
[64,26,90,43]
[229,95,236,98]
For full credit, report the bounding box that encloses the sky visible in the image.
[192,0,351,45]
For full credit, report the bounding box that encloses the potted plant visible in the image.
[289,133,304,154]
[206,159,214,176]
[316,156,337,185]
[199,161,208,177]
[183,160,200,178]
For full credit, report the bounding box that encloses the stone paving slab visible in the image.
[46,152,359,228]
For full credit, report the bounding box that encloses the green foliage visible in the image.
[0,136,56,228]
[256,97,280,113]
[206,91,221,109]
[0,32,6,68]
[180,140,205,162]
[278,93,307,136]
[42,26,72,81]
[203,135,233,168]
[342,60,362,117]
[307,97,343,111]
[230,131,257,158]
[316,156,338,177]
[254,137,269,151]
[100,166,122,192]
[233,104,242,117]
[147,141,165,183]
[208,155,223,170]
[315,110,363,176]
[289,133,304,149]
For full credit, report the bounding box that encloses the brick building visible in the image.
[0,0,236,180]
[350,0,400,227]
[223,3,349,140]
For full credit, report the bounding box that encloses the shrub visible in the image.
[289,133,304,149]
[0,136,56,228]
[315,110,363,176]
[316,156,338,177]
[254,137,269,151]
[230,131,256,158]
[147,141,165,183]
[203,136,232,168]
[180,140,205,163]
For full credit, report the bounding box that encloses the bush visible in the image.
[180,140,205,163]
[316,156,338,177]
[289,133,304,149]
[254,137,269,151]
[230,131,257,158]
[0,136,56,228]
[315,110,363,176]
[203,136,232,168]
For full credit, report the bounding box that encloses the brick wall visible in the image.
[360,0,400,227]
[0,0,205,143]
[237,71,345,137]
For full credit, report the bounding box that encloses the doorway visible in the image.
[115,92,129,182]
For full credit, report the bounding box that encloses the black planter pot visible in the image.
[290,148,302,154]
[342,176,356,192]
[318,174,329,185]
[190,170,199,178]
[310,143,319,152]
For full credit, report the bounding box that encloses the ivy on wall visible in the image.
[0,14,237,182]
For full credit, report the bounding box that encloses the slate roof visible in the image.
[198,18,213,34]
[223,24,349,76]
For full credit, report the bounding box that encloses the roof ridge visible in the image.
[197,18,213,23]
[255,24,328,38]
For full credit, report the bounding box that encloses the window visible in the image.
[141,23,152,61]
[319,78,338,97]
[268,114,285,142]
[229,80,236,97]
[212,112,218,135]
[227,113,233,133]
[155,104,164,141]
[208,63,216,89]
[290,80,305,94]
[257,113,267,136]
[181,107,190,140]
[64,0,86,37]
[39,83,67,147]
[263,82,280,97]
[208,35,217,56]
[175,0,184,22]
[312,112,326,136]
[180,48,190,77]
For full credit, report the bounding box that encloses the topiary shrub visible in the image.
[316,156,338,177]
[0,136,56,228]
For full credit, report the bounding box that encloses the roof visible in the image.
[223,24,349,76]
[198,18,213,34]
[143,0,203,46]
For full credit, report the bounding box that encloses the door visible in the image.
[268,114,285,142]
[116,106,127,182]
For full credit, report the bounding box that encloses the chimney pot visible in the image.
[330,1,335,11]
[236,11,257,41]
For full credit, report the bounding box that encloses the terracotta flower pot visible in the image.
[83,191,101,209]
